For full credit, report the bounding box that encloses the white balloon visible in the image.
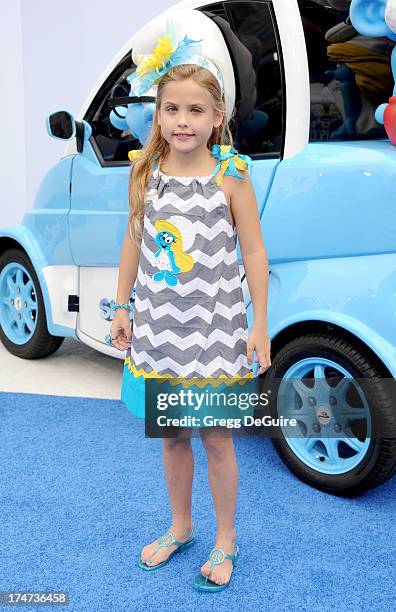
[385,0,396,33]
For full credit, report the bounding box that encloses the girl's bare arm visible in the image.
[230,170,269,330]
[230,169,271,373]
[116,223,142,304]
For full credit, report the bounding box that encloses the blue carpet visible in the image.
[0,391,395,612]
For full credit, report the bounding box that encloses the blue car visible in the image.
[0,0,395,496]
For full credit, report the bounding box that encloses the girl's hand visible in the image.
[247,326,271,375]
[109,310,133,351]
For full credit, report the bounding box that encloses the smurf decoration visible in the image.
[108,9,236,147]
[350,0,396,144]
[108,91,155,146]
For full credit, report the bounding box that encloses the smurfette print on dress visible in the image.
[152,220,195,287]
[121,144,254,419]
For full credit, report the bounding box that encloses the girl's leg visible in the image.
[163,429,194,532]
[199,426,238,585]
[140,429,194,567]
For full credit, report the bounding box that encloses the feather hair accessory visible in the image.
[127,18,224,96]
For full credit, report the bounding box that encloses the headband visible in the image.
[127,18,225,97]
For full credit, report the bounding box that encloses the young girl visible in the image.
[109,50,271,592]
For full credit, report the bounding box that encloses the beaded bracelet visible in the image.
[111,302,133,312]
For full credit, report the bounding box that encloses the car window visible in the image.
[84,51,141,165]
[199,1,284,157]
[298,0,394,142]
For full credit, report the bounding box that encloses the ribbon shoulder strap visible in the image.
[211,144,252,185]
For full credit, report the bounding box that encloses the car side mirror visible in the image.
[46,110,76,140]
[46,110,88,153]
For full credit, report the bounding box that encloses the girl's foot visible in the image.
[140,522,193,567]
[200,529,237,586]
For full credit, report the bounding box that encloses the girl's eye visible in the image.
[165,107,202,113]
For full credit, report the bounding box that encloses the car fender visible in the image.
[0,226,78,338]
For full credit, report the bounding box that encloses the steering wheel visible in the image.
[102,81,136,143]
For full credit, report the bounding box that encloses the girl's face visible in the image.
[157,78,223,154]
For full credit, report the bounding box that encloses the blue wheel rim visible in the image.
[277,358,371,475]
[0,262,38,344]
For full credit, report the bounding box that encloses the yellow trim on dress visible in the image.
[124,356,254,388]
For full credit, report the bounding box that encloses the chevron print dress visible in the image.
[121,144,254,419]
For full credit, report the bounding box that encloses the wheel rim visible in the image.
[277,358,372,475]
[0,262,38,344]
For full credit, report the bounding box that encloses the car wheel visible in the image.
[0,248,64,358]
[257,332,396,497]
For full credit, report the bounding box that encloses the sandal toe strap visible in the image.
[209,543,239,566]
[157,530,176,548]
[155,527,194,551]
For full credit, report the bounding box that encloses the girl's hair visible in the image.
[127,63,235,245]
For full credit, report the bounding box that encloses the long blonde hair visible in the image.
[127,63,235,245]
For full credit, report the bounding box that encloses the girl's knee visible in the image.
[200,430,233,460]
[163,434,192,452]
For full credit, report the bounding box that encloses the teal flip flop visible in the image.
[136,527,195,571]
[193,543,239,591]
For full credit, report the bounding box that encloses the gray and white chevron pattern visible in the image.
[125,168,252,380]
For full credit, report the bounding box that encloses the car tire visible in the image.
[256,332,396,497]
[0,248,64,358]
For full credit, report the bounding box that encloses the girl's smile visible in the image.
[174,134,195,141]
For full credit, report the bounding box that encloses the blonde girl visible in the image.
[110,61,271,591]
